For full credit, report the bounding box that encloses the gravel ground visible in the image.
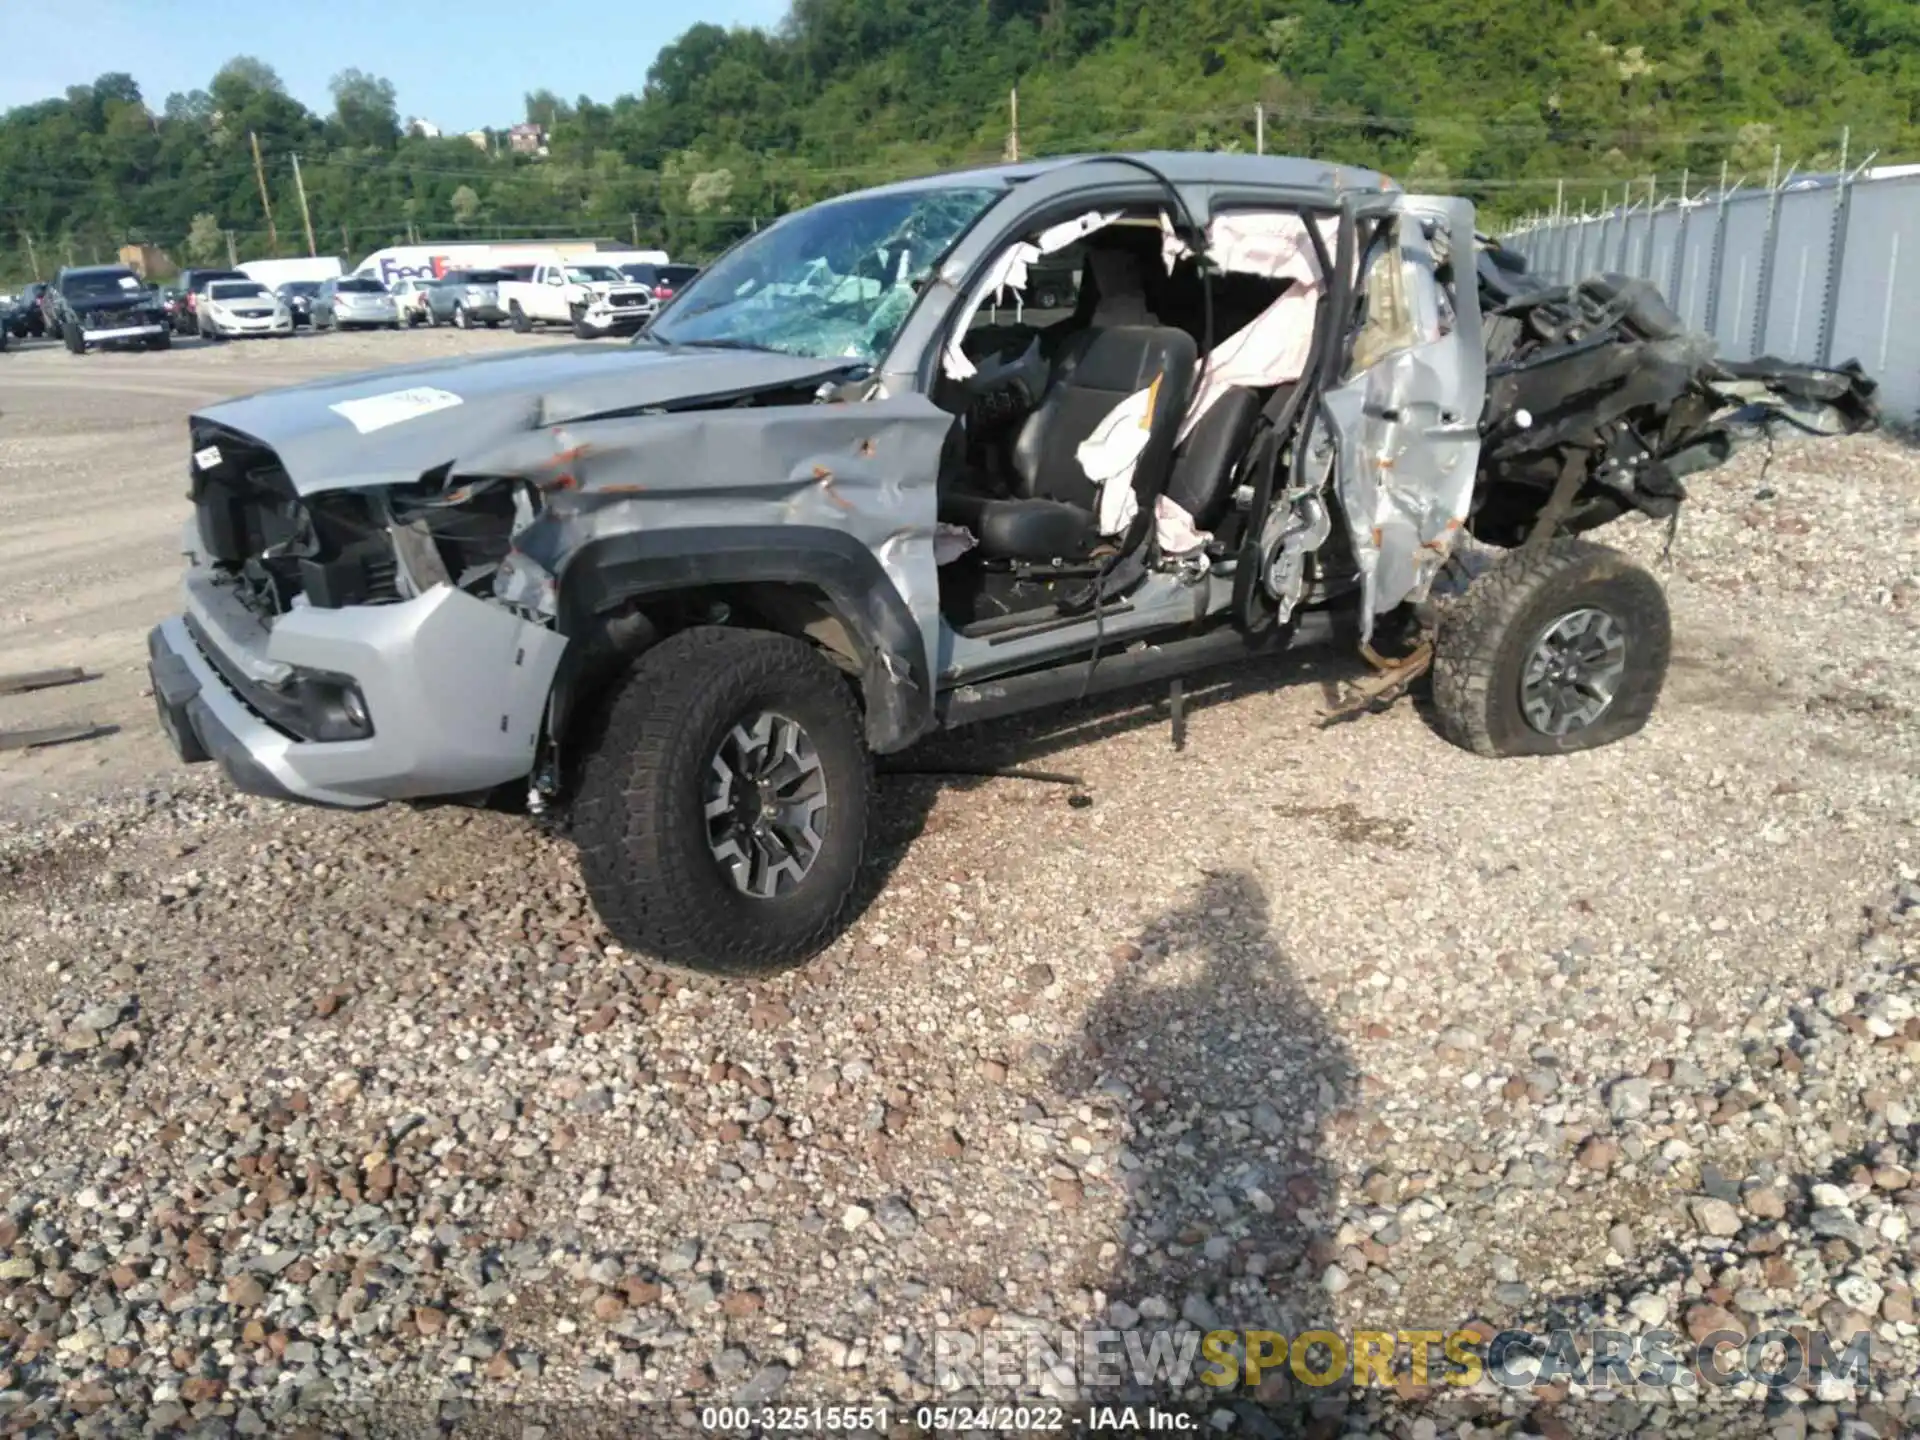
[0,343,1917,1440]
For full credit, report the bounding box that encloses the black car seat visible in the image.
[942,324,1198,562]
[1162,386,1267,533]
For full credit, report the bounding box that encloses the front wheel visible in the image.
[572,316,596,340]
[453,303,470,329]
[146,331,171,351]
[509,302,530,333]
[62,320,85,354]
[1431,537,1671,757]
[573,627,872,976]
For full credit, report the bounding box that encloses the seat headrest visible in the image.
[1061,324,1200,394]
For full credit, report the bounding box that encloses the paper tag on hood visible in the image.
[193,445,222,471]
[329,387,464,434]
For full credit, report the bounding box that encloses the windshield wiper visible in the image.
[666,337,780,353]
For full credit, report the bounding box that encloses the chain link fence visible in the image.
[1504,167,1920,423]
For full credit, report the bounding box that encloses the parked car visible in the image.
[175,268,248,335]
[48,264,170,352]
[276,281,321,328]
[422,268,511,328]
[156,285,188,329]
[313,275,400,331]
[497,259,652,338]
[615,261,701,311]
[197,279,293,340]
[147,152,1872,976]
[6,281,49,337]
[391,276,438,327]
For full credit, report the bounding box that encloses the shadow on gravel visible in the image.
[846,636,1364,935]
[1051,870,1359,1436]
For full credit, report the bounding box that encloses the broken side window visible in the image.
[1348,223,1420,376]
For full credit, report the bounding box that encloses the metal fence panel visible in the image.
[1827,173,1920,423]
[1712,193,1771,359]
[1673,207,1715,332]
[1762,189,1833,361]
[1647,209,1681,297]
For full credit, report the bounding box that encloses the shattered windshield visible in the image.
[650,185,1002,363]
[63,270,144,299]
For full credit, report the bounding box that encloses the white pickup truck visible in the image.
[497,260,655,339]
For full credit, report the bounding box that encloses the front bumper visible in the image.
[81,321,166,342]
[580,306,650,334]
[212,313,293,335]
[148,573,567,809]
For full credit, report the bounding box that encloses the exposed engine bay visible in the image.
[1471,247,1878,546]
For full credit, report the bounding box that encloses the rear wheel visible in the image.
[453,303,470,329]
[509,302,530,333]
[62,320,85,354]
[1431,537,1670,757]
[573,627,871,976]
[146,331,170,351]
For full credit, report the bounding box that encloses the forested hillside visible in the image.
[2,0,1915,280]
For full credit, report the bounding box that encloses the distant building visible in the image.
[117,243,171,278]
[508,122,547,156]
[464,129,490,151]
[407,117,443,139]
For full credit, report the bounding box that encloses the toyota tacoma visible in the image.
[147,153,1872,975]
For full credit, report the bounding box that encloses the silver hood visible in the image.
[193,343,854,495]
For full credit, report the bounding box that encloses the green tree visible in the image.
[184,212,224,264]
[329,69,399,149]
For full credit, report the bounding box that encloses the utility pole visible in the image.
[225,229,237,267]
[1255,103,1265,156]
[340,223,351,258]
[291,153,317,257]
[249,132,279,255]
[22,232,38,280]
[1006,88,1019,163]
[630,212,639,247]
[1554,176,1565,224]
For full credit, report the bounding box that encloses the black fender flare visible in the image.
[546,524,933,755]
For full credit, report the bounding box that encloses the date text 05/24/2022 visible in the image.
[697,1404,1199,1432]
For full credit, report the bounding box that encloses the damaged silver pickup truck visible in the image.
[148,152,1873,974]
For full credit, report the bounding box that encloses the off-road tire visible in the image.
[573,627,871,976]
[572,316,595,340]
[509,302,530,333]
[1432,536,1670,758]
[62,320,84,354]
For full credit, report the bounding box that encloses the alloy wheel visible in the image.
[703,711,829,899]
[1519,607,1627,735]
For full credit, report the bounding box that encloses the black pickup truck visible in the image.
[47,265,171,352]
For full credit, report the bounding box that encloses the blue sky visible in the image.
[0,0,791,131]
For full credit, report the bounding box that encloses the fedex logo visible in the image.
[374,256,452,285]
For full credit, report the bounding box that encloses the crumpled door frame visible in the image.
[1317,194,1487,640]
